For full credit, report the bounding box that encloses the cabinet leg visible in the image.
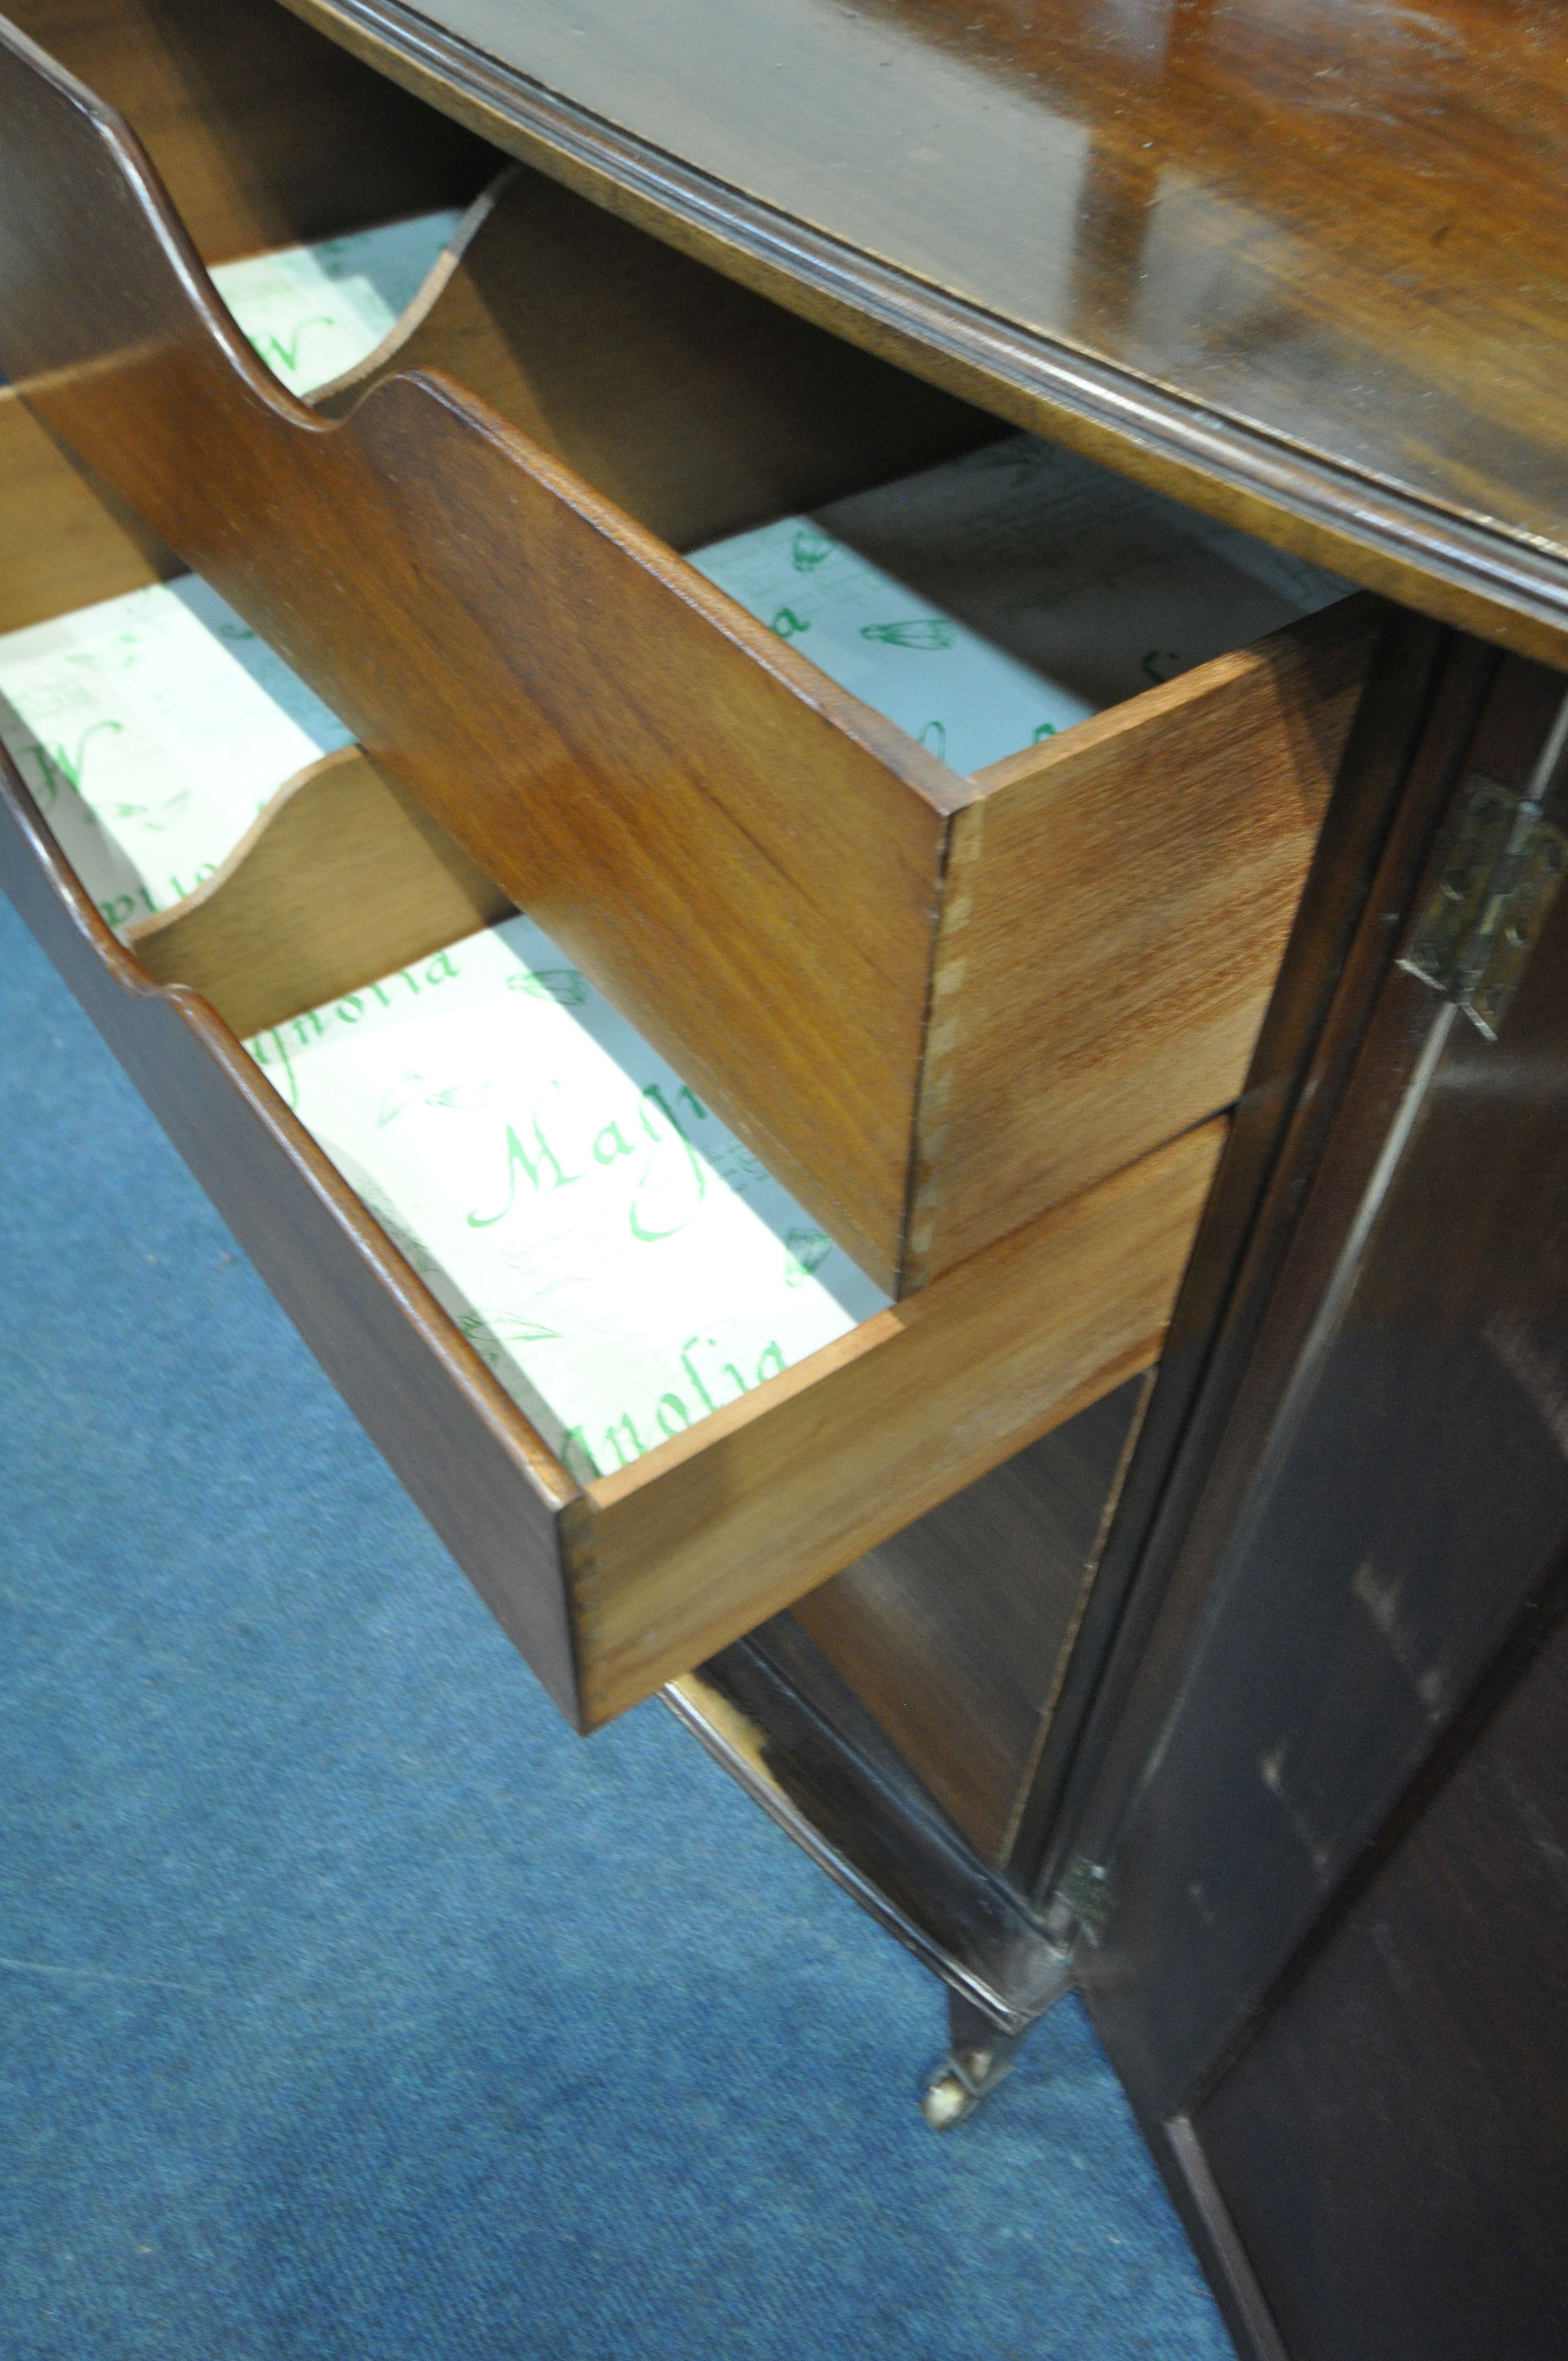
[921,1989,1038,2129]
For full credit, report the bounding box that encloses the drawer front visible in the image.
[0,751,1222,1729]
[0,18,1370,1302]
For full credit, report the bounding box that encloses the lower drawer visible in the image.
[0,742,1222,1729]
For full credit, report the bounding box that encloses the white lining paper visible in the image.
[209,210,463,399]
[0,578,351,928]
[246,917,889,1478]
[0,214,462,928]
[690,432,1347,776]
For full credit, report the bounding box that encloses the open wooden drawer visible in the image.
[0,4,1374,1300]
[0,702,1222,1733]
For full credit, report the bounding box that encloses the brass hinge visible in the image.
[1052,1852,1117,1946]
[1402,771,1568,1040]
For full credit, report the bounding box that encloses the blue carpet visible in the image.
[0,885,1232,2360]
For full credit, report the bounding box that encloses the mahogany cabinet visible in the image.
[2,6,1564,2354]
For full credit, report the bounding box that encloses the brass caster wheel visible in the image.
[921,2064,982,2129]
[920,2037,1016,2130]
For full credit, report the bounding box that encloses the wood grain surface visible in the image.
[911,597,1375,1281]
[0,389,178,632]
[314,165,997,551]
[792,1376,1148,1860]
[0,19,960,1290]
[1076,649,1568,2113]
[274,0,1568,665]
[0,62,1224,1742]
[1004,603,1466,1905]
[6,0,497,262]
[1195,1570,1568,2361]
[578,1116,1224,1726]
[126,744,515,1035]
[0,23,1337,1292]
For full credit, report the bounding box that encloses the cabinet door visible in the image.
[1054,635,1568,2360]
[1189,1571,1568,2361]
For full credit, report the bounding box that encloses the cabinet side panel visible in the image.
[791,1378,1146,1859]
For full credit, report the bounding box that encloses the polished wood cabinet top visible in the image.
[291,0,1568,661]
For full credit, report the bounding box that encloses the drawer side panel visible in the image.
[0,761,585,1722]
[0,388,179,631]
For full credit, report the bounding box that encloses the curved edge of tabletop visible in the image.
[274,0,1568,671]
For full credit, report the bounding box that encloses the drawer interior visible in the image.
[0,367,1222,1733]
[209,863,897,1496]
[0,468,895,1494]
[306,168,1349,714]
[0,2,1375,1303]
[0,183,1346,936]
